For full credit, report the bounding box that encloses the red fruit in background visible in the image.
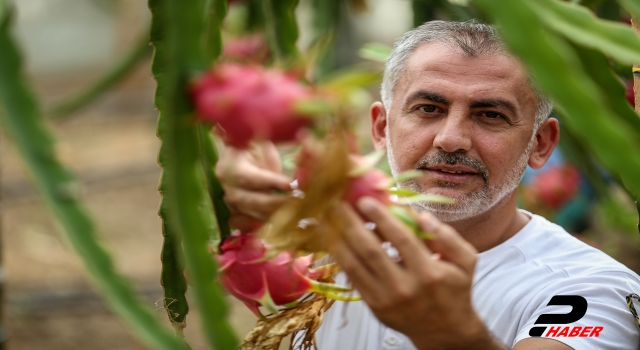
[343,169,392,207]
[626,79,635,107]
[222,35,269,63]
[192,64,313,148]
[532,165,581,209]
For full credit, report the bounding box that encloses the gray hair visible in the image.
[380,20,553,130]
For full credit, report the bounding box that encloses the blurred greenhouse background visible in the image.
[1,0,639,349]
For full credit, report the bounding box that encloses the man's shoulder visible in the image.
[475,214,640,349]
[511,213,639,280]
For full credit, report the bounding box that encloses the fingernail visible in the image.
[357,197,377,213]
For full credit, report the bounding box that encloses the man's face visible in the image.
[382,42,539,222]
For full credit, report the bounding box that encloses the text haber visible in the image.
[544,326,603,338]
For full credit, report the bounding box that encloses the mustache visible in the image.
[415,151,489,182]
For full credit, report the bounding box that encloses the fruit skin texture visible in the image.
[192,64,312,148]
[217,233,316,316]
[533,165,581,210]
[343,169,392,207]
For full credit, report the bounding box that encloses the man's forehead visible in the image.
[404,42,526,81]
[396,42,535,107]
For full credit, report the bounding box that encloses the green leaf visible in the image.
[389,187,420,197]
[309,0,342,78]
[0,4,184,350]
[319,67,382,96]
[150,0,237,348]
[527,0,640,65]
[49,31,152,119]
[556,120,610,198]
[263,0,299,62]
[293,98,335,116]
[160,216,189,329]
[572,45,640,135]
[388,205,433,239]
[618,0,640,21]
[636,199,639,234]
[358,42,391,63]
[197,125,231,240]
[203,0,227,63]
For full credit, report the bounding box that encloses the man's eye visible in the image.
[418,105,438,113]
[482,111,503,119]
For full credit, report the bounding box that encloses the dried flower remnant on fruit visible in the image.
[240,289,336,350]
[192,64,315,147]
[264,135,352,253]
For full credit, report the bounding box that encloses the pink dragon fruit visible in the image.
[217,232,355,317]
[343,168,393,206]
[192,64,314,148]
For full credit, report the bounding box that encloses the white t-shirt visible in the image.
[311,211,640,350]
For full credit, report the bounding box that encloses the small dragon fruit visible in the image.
[192,64,314,148]
[217,232,356,317]
[221,35,269,63]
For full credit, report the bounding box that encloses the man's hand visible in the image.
[215,141,292,232]
[328,197,504,350]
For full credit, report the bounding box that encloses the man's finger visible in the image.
[338,202,404,280]
[223,188,290,221]
[417,211,477,274]
[216,159,292,191]
[326,235,379,302]
[356,197,432,270]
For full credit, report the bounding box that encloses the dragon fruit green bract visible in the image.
[217,232,354,317]
[192,64,313,148]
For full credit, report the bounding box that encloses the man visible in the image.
[216,21,640,349]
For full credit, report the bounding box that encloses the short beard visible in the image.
[386,126,534,222]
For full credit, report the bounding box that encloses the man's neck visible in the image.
[446,192,530,253]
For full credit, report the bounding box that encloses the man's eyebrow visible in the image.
[405,91,449,106]
[470,99,517,115]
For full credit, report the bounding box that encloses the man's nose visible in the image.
[432,113,472,153]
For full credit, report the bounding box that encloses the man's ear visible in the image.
[370,101,387,151]
[528,117,560,169]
